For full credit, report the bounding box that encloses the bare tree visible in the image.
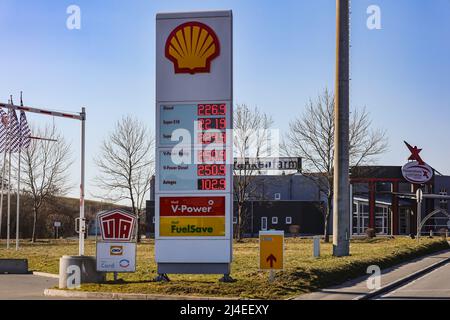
[21,124,73,242]
[284,89,388,242]
[94,115,154,242]
[233,105,273,241]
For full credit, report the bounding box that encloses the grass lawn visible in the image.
[0,237,448,299]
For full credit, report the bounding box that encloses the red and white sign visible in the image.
[402,142,433,185]
[160,197,225,217]
[98,210,136,242]
[402,161,433,184]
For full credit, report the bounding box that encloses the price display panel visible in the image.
[157,102,232,194]
[159,103,229,147]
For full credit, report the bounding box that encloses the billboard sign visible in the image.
[234,157,302,172]
[155,11,233,275]
[96,209,137,273]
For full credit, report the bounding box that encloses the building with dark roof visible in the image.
[147,166,450,237]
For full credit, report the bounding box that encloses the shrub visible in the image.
[365,228,376,238]
[438,228,448,238]
[289,225,300,237]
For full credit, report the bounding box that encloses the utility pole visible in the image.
[333,0,350,257]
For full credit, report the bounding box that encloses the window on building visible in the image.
[272,217,278,224]
[286,217,292,224]
[376,182,391,193]
[274,193,281,200]
[399,182,413,194]
[440,188,448,210]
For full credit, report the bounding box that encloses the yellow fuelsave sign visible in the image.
[160,217,226,237]
[259,231,284,270]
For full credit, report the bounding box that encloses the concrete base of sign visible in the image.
[0,259,29,274]
[59,256,106,289]
[157,263,231,275]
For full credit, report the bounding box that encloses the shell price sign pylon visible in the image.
[155,11,233,277]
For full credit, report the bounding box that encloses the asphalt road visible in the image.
[2,262,450,300]
[0,275,61,300]
[379,262,450,300]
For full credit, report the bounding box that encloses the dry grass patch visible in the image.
[0,237,448,299]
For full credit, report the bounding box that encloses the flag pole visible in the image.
[6,96,13,249]
[7,140,11,249]
[16,145,21,250]
[16,92,24,250]
[0,146,4,240]
[0,103,10,241]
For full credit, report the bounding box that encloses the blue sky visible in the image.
[0,0,449,200]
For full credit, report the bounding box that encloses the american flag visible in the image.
[19,111,31,150]
[8,109,20,153]
[0,109,8,153]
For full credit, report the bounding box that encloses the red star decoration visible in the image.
[404,141,425,165]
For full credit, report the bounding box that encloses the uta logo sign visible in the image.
[98,210,136,242]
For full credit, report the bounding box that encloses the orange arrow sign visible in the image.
[260,232,284,270]
[266,254,277,268]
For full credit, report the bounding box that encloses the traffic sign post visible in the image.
[416,188,423,243]
[259,231,284,281]
[54,221,61,239]
[155,11,233,281]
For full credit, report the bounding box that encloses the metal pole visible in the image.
[269,270,275,283]
[417,197,421,243]
[0,145,7,240]
[6,148,11,249]
[333,0,350,256]
[0,107,12,243]
[16,149,21,250]
[349,183,353,237]
[79,108,86,256]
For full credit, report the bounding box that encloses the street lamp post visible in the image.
[333,0,351,257]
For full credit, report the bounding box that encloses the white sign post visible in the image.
[155,11,233,281]
[54,221,61,239]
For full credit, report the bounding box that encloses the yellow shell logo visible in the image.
[165,22,220,74]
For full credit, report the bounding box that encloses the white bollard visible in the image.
[313,236,321,258]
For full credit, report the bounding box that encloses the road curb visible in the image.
[44,289,242,300]
[356,252,450,300]
[33,272,60,279]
